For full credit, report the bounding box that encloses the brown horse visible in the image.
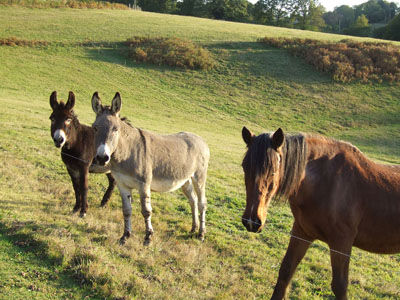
[241,127,400,300]
[49,91,116,217]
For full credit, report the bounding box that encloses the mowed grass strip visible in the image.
[0,7,399,299]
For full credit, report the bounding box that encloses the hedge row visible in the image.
[259,37,400,83]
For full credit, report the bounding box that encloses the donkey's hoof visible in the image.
[190,227,199,234]
[143,231,154,246]
[198,232,205,242]
[72,207,79,214]
[143,238,152,246]
[119,232,131,245]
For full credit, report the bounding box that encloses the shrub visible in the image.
[125,36,215,70]
[258,37,400,83]
[0,36,48,47]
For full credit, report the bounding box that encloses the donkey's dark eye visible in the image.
[65,118,72,125]
[93,126,98,132]
[112,127,118,132]
[50,117,55,124]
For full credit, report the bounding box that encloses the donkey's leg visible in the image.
[270,224,312,300]
[139,186,153,245]
[67,168,81,213]
[192,173,207,241]
[328,240,353,300]
[181,179,199,234]
[117,185,133,245]
[100,173,116,207]
[79,167,90,218]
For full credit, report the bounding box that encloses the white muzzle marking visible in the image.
[97,143,111,163]
[53,129,66,147]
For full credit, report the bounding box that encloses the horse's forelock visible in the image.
[243,132,307,201]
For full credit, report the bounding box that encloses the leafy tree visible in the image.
[207,0,249,22]
[344,14,371,36]
[253,0,295,25]
[335,5,355,31]
[178,0,208,17]
[374,13,400,40]
[323,11,340,32]
[137,0,177,13]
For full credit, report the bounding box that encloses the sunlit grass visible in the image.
[0,6,399,300]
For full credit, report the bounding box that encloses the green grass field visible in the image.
[0,6,399,300]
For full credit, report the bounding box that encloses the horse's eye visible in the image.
[93,125,97,132]
[112,127,118,133]
[65,118,72,125]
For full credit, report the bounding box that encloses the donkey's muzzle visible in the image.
[96,154,110,166]
[242,216,262,233]
[53,136,64,148]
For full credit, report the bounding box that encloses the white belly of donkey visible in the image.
[151,177,189,193]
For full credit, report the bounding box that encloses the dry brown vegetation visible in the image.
[0,0,129,9]
[0,36,48,47]
[259,37,400,83]
[126,36,215,70]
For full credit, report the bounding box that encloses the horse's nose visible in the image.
[242,216,262,233]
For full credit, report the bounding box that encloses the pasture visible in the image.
[0,6,399,300]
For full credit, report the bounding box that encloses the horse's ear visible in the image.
[272,128,284,150]
[242,126,254,146]
[111,92,122,115]
[91,92,103,115]
[65,91,75,111]
[50,91,58,110]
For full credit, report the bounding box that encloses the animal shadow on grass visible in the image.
[0,221,107,299]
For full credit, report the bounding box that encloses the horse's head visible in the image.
[91,92,122,166]
[49,91,76,148]
[241,127,285,233]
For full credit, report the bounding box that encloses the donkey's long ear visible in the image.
[111,92,122,115]
[91,92,103,115]
[272,128,284,150]
[242,126,255,147]
[65,91,75,111]
[50,91,58,110]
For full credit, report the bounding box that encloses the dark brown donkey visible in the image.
[241,127,400,300]
[49,91,116,217]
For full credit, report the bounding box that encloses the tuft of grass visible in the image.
[126,36,215,70]
[258,37,400,83]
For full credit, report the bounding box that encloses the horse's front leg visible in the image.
[139,186,153,245]
[329,240,353,300]
[118,185,132,245]
[271,224,313,300]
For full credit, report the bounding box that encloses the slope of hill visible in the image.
[0,7,399,299]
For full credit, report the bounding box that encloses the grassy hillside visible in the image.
[0,7,399,300]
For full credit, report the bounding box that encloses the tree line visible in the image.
[111,0,400,41]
